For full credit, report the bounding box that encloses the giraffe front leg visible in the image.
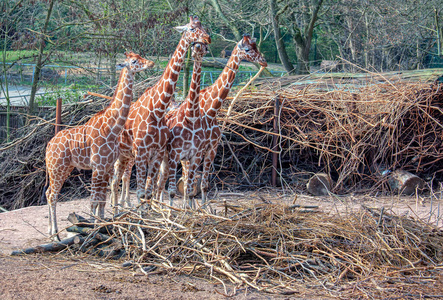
[97,172,111,219]
[186,156,203,209]
[120,159,134,208]
[134,154,148,204]
[46,165,74,241]
[90,169,108,221]
[144,153,163,206]
[156,154,169,203]
[111,159,125,214]
[166,153,179,207]
[201,143,218,205]
[46,187,60,242]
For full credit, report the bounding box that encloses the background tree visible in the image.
[0,0,26,141]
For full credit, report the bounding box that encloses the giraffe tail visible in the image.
[40,170,49,205]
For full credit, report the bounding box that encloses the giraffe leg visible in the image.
[180,160,190,208]
[46,165,74,241]
[111,159,124,214]
[134,153,148,204]
[156,154,169,203]
[201,143,218,205]
[46,186,60,242]
[144,152,163,204]
[121,159,134,208]
[186,157,203,209]
[166,152,179,206]
[90,169,108,220]
[97,172,111,219]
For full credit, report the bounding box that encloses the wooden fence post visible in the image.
[55,98,62,134]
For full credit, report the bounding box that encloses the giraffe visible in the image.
[156,42,208,208]
[110,16,211,210]
[185,34,267,205]
[44,52,154,240]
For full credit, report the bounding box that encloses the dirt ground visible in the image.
[1,189,442,299]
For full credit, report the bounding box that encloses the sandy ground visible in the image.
[1,189,442,299]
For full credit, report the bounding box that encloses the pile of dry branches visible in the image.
[217,79,443,193]
[1,73,442,209]
[40,202,443,297]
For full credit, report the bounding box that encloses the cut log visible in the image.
[177,176,202,197]
[67,225,112,242]
[388,170,425,195]
[306,173,333,196]
[67,212,94,227]
[11,234,82,255]
[67,213,114,233]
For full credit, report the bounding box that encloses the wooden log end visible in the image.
[306,173,333,196]
[388,170,425,195]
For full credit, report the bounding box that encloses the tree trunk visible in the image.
[294,40,311,74]
[208,0,241,41]
[435,8,442,56]
[269,0,295,74]
[28,0,55,116]
[1,27,11,142]
[289,0,323,75]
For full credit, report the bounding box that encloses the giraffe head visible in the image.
[174,16,212,46]
[236,34,267,67]
[117,51,155,73]
[191,42,208,62]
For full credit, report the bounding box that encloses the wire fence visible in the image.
[0,62,285,106]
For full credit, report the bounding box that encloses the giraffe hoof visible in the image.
[51,234,61,242]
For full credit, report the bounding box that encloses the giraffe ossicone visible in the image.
[44,52,154,241]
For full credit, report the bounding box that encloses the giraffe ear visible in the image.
[174,25,188,33]
[116,62,128,69]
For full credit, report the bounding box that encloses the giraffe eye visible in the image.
[131,59,137,64]
[190,28,196,32]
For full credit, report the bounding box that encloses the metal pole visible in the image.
[272,95,280,187]
[55,98,62,134]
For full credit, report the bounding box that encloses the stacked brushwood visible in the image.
[1,74,443,210]
[12,202,443,297]
[216,80,443,193]
[0,76,160,210]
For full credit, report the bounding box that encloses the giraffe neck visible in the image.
[200,45,241,120]
[106,67,134,136]
[184,57,203,122]
[141,38,189,120]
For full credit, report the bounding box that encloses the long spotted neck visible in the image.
[145,38,189,120]
[184,57,203,123]
[200,45,241,120]
[106,67,134,136]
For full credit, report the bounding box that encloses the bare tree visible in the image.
[28,0,55,115]
[287,0,324,74]
[269,0,295,74]
[0,0,26,141]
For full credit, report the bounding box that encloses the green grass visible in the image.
[36,87,85,106]
[3,50,40,63]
